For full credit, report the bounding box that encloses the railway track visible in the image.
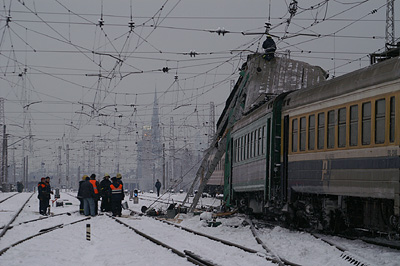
[247,217,379,266]
[109,213,276,266]
[0,193,34,238]
[137,194,219,211]
[0,192,19,204]
[0,216,91,256]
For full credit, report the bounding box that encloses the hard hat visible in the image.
[104,173,110,177]
[82,174,88,180]
[116,173,122,179]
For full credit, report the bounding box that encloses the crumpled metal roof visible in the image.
[242,54,327,113]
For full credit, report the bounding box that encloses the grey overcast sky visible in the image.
[0,0,399,174]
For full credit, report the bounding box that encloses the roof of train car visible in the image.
[282,56,400,110]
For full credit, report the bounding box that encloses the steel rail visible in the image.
[0,193,19,204]
[108,214,222,266]
[0,193,34,238]
[0,217,91,256]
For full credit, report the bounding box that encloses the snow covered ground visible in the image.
[0,191,399,266]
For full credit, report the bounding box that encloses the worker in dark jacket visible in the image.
[262,35,276,61]
[37,177,46,215]
[110,176,124,217]
[77,175,88,214]
[79,176,96,216]
[89,174,100,215]
[99,173,112,212]
[42,177,53,215]
[155,179,161,197]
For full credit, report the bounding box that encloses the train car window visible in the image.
[317,113,325,149]
[362,102,371,145]
[300,117,306,151]
[261,126,265,154]
[234,139,237,163]
[292,118,298,152]
[327,110,335,149]
[375,99,386,144]
[247,133,251,159]
[245,134,249,160]
[308,115,315,150]
[350,105,358,146]
[390,96,395,143]
[257,127,262,155]
[253,131,257,157]
[239,137,243,162]
[338,108,346,148]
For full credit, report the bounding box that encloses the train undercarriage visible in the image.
[233,191,400,236]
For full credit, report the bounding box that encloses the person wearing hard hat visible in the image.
[77,175,88,214]
[99,173,112,212]
[89,174,100,215]
[110,176,124,217]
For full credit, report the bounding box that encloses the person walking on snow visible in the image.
[155,179,161,197]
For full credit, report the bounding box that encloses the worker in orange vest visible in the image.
[110,176,124,217]
[89,174,100,215]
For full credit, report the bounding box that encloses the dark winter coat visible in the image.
[77,180,85,199]
[155,181,161,190]
[79,180,95,199]
[42,182,52,200]
[110,180,124,202]
[37,182,46,199]
[99,178,111,197]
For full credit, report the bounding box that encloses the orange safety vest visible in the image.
[110,184,122,194]
[89,180,99,194]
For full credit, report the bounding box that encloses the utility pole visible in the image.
[66,144,70,189]
[169,117,175,188]
[0,98,6,186]
[182,73,249,211]
[208,102,215,146]
[162,143,165,194]
[1,125,7,186]
[386,0,395,49]
[57,145,62,187]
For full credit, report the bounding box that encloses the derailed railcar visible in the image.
[281,56,400,232]
[225,55,327,214]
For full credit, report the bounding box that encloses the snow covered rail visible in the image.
[156,218,260,254]
[0,211,75,230]
[311,233,375,266]
[0,217,91,256]
[108,214,221,266]
[119,210,276,265]
[0,192,34,238]
[245,218,299,266]
[0,193,18,204]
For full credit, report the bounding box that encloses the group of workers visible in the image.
[77,173,124,217]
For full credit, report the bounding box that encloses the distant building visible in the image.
[136,90,163,191]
